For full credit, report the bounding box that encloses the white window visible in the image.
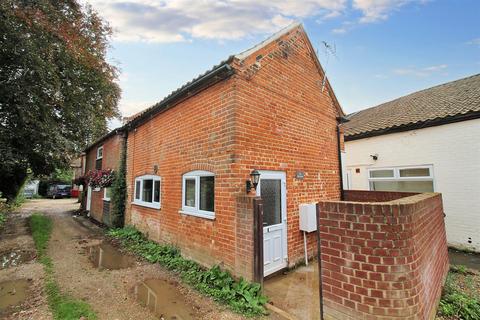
[368,166,434,193]
[180,171,215,219]
[133,175,161,209]
[103,187,111,201]
[96,146,103,160]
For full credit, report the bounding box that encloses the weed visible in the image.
[29,214,97,320]
[108,226,268,316]
[451,264,470,275]
[438,272,480,320]
[0,201,17,228]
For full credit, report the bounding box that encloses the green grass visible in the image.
[108,226,268,316]
[30,214,53,256]
[438,267,480,320]
[29,214,97,320]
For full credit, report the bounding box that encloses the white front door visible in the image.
[256,171,287,276]
[86,186,92,211]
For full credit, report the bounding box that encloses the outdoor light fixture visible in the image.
[246,169,261,193]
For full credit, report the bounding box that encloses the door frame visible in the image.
[86,186,92,212]
[256,170,288,276]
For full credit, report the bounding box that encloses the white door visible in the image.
[86,186,92,211]
[256,171,287,276]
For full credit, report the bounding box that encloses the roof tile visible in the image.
[343,74,480,138]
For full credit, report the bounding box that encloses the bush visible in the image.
[108,226,268,316]
[0,212,6,228]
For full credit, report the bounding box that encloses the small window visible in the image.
[103,187,112,201]
[181,171,215,219]
[96,146,103,160]
[368,166,434,193]
[184,178,196,207]
[369,169,394,178]
[133,175,161,209]
[135,181,141,200]
[399,168,430,177]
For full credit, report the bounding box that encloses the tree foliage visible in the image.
[0,0,120,200]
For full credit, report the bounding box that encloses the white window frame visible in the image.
[133,175,161,209]
[368,165,435,191]
[96,146,103,160]
[103,187,111,201]
[180,170,215,220]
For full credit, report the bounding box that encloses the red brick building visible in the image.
[81,23,449,319]
[120,23,344,280]
[83,129,126,225]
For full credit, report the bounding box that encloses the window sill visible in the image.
[132,201,161,210]
[179,210,215,220]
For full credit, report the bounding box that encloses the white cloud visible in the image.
[393,64,448,77]
[352,0,425,23]
[332,27,348,34]
[85,0,348,43]
[466,38,480,47]
[118,100,156,117]
[331,20,355,34]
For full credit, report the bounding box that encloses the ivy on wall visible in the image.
[109,136,127,228]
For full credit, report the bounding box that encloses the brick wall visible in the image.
[124,24,342,279]
[125,78,240,273]
[232,26,342,266]
[317,192,449,319]
[84,133,124,224]
[344,190,419,203]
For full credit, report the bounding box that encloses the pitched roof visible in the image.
[343,74,480,141]
[85,22,343,151]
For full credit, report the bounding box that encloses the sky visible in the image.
[83,0,480,129]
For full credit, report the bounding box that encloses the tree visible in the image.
[0,0,120,201]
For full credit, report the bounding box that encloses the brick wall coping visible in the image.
[328,192,440,205]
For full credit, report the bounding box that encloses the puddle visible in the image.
[0,279,29,310]
[1,250,35,269]
[449,248,480,271]
[87,242,135,270]
[134,279,196,320]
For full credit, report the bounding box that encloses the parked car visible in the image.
[47,184,71,199]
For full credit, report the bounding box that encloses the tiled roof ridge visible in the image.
[347,73,480,118]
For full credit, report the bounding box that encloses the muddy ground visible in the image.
[0,203,50,319]
[0,199,266,320]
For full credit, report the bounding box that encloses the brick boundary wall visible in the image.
[344,190,419,203]
[317,192,449,319]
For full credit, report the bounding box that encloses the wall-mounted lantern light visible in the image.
[246,169,261,194]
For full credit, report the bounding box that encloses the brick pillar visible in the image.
[235,193,257,281]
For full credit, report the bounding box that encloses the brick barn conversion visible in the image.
[83,22,345,278]
[81,23,449,319]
